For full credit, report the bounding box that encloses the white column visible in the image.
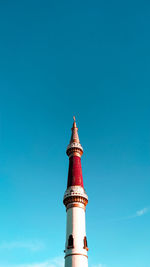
[65,203,88,267]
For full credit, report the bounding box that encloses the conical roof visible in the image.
[66,117,83,157]
[69,116,80,144]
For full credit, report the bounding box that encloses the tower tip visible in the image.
[66,117,83,157]
[72,116,77,128]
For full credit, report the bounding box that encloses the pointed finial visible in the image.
[73,116,77,128]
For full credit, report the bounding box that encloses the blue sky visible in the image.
[0,0,150,267]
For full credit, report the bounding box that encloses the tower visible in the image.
[63,117,89,267]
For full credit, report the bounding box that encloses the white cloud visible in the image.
[0,257,64,267]
[111,206,150,222]
[136,207,149,217]
[0,240,45,251]
[51,257,64,267]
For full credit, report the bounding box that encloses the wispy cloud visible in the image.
[0,240,45,251]
[129,207,150,219]
[0,257,64,267]
[110,206,150,222]
[136,207,149,217]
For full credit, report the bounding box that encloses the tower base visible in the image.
[65,254,88,267]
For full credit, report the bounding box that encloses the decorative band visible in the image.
[64,253,88,259]
[66,147,83,157]
[66,203,86,211]
[68,152,81,158]
[63,195,88,207]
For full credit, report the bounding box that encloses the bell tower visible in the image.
[63,117,88,267]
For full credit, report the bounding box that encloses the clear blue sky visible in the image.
[0,1,150,267]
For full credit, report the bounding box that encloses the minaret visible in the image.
[63,117,88,267]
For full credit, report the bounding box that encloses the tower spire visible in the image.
[69,116,80,144]
[66,117,83,158]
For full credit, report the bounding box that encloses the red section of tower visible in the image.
[67,156,83,188]
[66,117,84,188]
